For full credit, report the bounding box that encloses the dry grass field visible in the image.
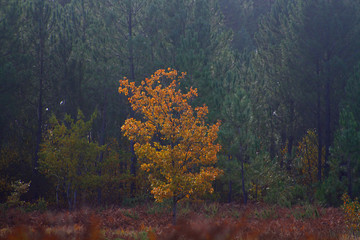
[0,202,356,240]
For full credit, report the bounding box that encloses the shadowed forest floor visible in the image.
[0,202,356,239]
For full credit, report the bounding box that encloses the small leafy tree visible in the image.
[119,69,222,224]
[296,129,325,199]
[39,110,103,209]
[342,193,360,235]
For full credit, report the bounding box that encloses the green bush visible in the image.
[264,180,307,207]
[315,175,345,207]
[291,204,321,220]
[6,180,30,208]
[24,197,48,213]
[122,192,150,207]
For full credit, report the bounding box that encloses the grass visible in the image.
[203,202,219,218]
[290,204,321,220]
[0,202,349,240]
[121,209,139,220]
[253,206,278,219]
[146,201,169,215]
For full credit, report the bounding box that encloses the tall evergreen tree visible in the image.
[219,75,251,203]
[330,64,360,200]
[0,0,24,148]
[251,0,360,183]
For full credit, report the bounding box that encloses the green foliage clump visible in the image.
[315,173,345,207]
[24,197,48,213]
[291,204,321,220]
[318,104,360,206]
[6,180,31,208]
[245,150,308,207]
[39,110,103,209]
[204,202,219,218]
[146,200,170,215]
[263,180,307,208]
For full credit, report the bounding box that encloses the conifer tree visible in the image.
[251,0,360,182]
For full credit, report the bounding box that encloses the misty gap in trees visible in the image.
[1,0,360,209]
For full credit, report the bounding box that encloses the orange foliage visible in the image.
[118,69,222,203]
[342,193,360,235]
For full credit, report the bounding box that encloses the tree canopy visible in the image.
[119,69,222,223]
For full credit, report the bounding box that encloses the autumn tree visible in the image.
[119,69,222,224]
[296,129,325,199]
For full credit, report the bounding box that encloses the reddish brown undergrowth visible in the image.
[0,203,347,240]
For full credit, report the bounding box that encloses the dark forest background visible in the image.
[1,0,360,209]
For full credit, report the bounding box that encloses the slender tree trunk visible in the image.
[316,61,323,182]
[228,180,233,203]
[269,109,275,160]
[76,0,86,113]
[97,89,107,205]
[240,154,247,204]
[307,143,312,186]
[34,5,45,173]
[130,141,136,196]
[228,155,232,203]
[287,100,295,170]
[128,5,135,84]
[73,189,77,209]
[127,0,137,197]
[32,2,47,201]
[324,73,331,177]
[172,196,177,225]
[255,183,258,201]
[66,183,72,210]
[56,184,59,207]
[347,154,352,198]
[280,131,286,169]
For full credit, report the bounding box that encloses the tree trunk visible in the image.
[97,90,107,205]
[66,182,72,210]
[128,2,135,84]
[127,0,137,197]
[228,155,232,203]
[32,1,47,201]
[269,113,275,160]
[34,2,45,174]
[316,61,323,182]
[130,140,137,196]
[172,196,177,225]
[324,73,331,177]
[240,155,247,204]
[228,180,233,203]
[287,100,295,171]
[56,184,59,207]
[347,154,352,198]
[73,189,77,209]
